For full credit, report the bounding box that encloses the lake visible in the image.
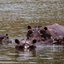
[0,0,64,64]
[0,43,64,64]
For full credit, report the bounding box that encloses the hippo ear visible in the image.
[27,26,31,29]
[15,39,20,44]
[44,27,48,30]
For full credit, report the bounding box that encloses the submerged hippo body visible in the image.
[47,23,64,38]
[47,23,64,45]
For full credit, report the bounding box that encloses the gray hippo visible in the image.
[26,24,64,45]
[47,23,64,45]
[47,23,64,38]
[15,39,37,51]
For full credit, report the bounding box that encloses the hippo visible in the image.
[47,23,64,38]
[15,39,37,51]
[1,34,12,45]
[26,24,64,45]
[0,34,10,45]
[47,23,64,45]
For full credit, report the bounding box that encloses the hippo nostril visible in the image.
[32,39,37,44]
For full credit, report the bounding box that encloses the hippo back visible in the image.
[47,23,64,38]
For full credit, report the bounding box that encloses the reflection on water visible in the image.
[0,44,64,64]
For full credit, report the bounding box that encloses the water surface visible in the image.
[0,43,64,64]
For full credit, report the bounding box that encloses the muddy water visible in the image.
[0,0,64,21]
[0,22,64,64]
[0,44,64,64]
[0,21,64,64]
[0,0,64,64]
